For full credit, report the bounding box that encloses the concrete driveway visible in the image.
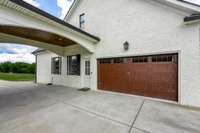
[0,80,200,133]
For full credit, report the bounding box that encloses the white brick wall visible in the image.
[36,52,53,84]
[65,0,200,107]
[36,45,92,88]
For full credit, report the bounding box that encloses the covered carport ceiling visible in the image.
[0,0,100,53]
[0,26,76,47]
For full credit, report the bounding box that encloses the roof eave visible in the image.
[153,0,200,13]
[65,0,200,20]
[32,49,46,55]
[64,0,78,21]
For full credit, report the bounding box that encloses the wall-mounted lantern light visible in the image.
[123,41,129,51]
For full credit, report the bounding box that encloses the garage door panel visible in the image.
[98,64,129,92]
[98,64,108,90]
[148,64,177,100]
[98,54,178,101]
[130,64,149,96]
[110,64,129,93]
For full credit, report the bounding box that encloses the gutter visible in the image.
[184,14,200,24]
[35,54,37,83]
[32,49,46,55]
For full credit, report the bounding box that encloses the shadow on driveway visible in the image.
[0,80,200,133]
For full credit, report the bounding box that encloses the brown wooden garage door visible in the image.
[98,54,178,101]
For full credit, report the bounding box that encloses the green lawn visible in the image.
[0,72,35,81]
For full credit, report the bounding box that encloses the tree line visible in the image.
[0,62,36,74]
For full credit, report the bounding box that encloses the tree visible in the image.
[0,62,12,73]
[0,62,36,74]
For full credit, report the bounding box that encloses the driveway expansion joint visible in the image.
[128,99,145,133]
[62,101,131,127]
[132,127,151,133]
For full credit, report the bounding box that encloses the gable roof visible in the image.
[156,0,200,13]
[64,0,200,21]
[64,0,78,21]
[9,0,100,42]
[64,0,79,21]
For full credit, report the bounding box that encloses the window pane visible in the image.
[51,57,61,75]
[85,61,90,75]
[113,58,124,63]
[99,59,112,64]
[80,15,84,22]
[151,55,176,63]
[132,56,148,63]
[67,55,81,75]
[79,13,85,29]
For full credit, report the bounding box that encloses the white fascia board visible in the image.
[64,0,200,21]
[64,0,80,21]
[153,0,200,13]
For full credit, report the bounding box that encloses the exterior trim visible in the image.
[184,14,200,22]
[35,54,37,83]
[32,49,46,55]
[64,0,77,20]
[96,51,180,103]
[95,50,181,59]
[9,0,100,42]
[64,0,200,22]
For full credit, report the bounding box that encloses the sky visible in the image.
[0,0,199,63]
[0,0,74,63]
[185,0,200,5]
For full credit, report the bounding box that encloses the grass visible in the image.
[0,72,35,81]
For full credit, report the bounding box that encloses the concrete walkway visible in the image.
[0,80,200,133]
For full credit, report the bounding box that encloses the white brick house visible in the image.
[33,0,200,107]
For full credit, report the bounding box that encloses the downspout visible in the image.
[35,54,37,83]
